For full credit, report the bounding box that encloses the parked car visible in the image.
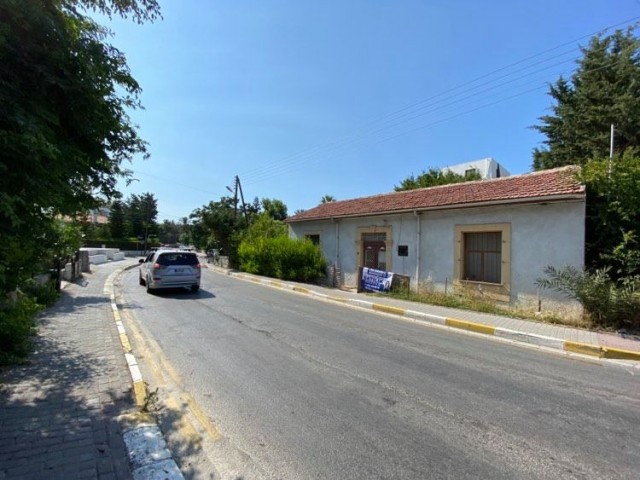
[139,249,201,293]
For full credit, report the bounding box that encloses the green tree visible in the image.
[581,152,640,277]
[394,168,481,191]
[109,200,126,239]
[532,27,640,170]
[157,220,180,245]
[261,198,288,221]
[242,213,288,244]
[123,192,157,238]
[190,197,244,265]
[0,0,159,295]
[320,195,336,204]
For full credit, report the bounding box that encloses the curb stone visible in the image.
[215,269,640,363]
[105,264,185,480]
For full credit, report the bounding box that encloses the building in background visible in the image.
[442,157,510,179]
[87,207,110,224]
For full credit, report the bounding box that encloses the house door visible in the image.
[363,241,387,271]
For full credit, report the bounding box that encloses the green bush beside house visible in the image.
[239,237,327,283]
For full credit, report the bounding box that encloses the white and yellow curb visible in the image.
[105,265,185,480]
[223,270,640,363]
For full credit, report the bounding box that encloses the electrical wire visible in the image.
[238,16,640,184]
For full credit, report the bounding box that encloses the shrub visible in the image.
[536,266,640,329]
[238,237,327,282]
[0,296,41,365]
[22,279,60,306]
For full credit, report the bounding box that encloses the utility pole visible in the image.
[227,175,248,223]
[237,176,248,225]
[226,176,239,218]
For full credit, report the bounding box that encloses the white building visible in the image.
[442,157,510,179]
[286,166,585,317]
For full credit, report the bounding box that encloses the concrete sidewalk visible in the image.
[0,261,182,480]
[206,265,640,363]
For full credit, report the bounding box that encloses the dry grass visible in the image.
[374,288,594,329]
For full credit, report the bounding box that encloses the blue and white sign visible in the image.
[362,267,394,293]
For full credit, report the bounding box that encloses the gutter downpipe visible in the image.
[333,218,340,287]
[414,211,421,293]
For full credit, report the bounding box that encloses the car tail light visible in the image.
[195,263,201,269]
[153,263,162,270]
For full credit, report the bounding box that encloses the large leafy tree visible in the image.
[394,168,481,191]
[533,27,640,170]
[0,0,160,292]
[190,197,244,262]
[261,198,288,221]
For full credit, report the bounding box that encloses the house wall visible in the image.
[289,199,585,316]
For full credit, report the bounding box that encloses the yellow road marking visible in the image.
[602,347,640,361]
[165,396,203,448]
[180,393,222,441]
[564,341,604,358]
[445,318,496,335]
[372,304,406,316]
[133,380,147,408]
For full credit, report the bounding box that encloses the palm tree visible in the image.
[320,195,336,204]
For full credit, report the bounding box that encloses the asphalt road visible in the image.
[119,266,640,479]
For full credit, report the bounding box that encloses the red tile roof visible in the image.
[286,166,584,223]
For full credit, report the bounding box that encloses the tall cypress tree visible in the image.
[533,27,640,170]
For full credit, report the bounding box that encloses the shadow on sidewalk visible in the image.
[0,302,133,476]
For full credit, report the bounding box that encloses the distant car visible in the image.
[139,249,201,293]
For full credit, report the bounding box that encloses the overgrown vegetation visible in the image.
[536,266,639,329]
[237,214,326,282]
[534,27,640,329]
[0,0,159,364]
[381,288,585,327]
[189,197,288,268]
[0,282,59,366]
[239,237,327,282]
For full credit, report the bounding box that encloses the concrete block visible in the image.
[64,263,73,281]
[90,254,108,265]
[79,250,90,272]
[123,426,171,470]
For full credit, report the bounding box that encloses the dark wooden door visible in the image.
[363,241,386,270]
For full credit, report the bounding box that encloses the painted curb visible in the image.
[220,270,640,362]
[105,265,185,480]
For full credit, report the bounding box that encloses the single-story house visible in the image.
[286,166,586,316]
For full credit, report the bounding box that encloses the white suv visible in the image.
[139,250,201,293]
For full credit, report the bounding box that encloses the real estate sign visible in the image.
[362,267,394,293]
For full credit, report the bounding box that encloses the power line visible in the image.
[243,54,629,185]
[239,15,640,184]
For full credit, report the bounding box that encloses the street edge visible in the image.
[105,263,185,480]
[210,267,640,363]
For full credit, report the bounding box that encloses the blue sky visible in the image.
[101,0,640,221]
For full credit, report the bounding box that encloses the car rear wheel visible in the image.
[139,274,145,286]
[146,277,153,294]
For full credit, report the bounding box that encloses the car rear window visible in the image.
[156,253,199,266]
